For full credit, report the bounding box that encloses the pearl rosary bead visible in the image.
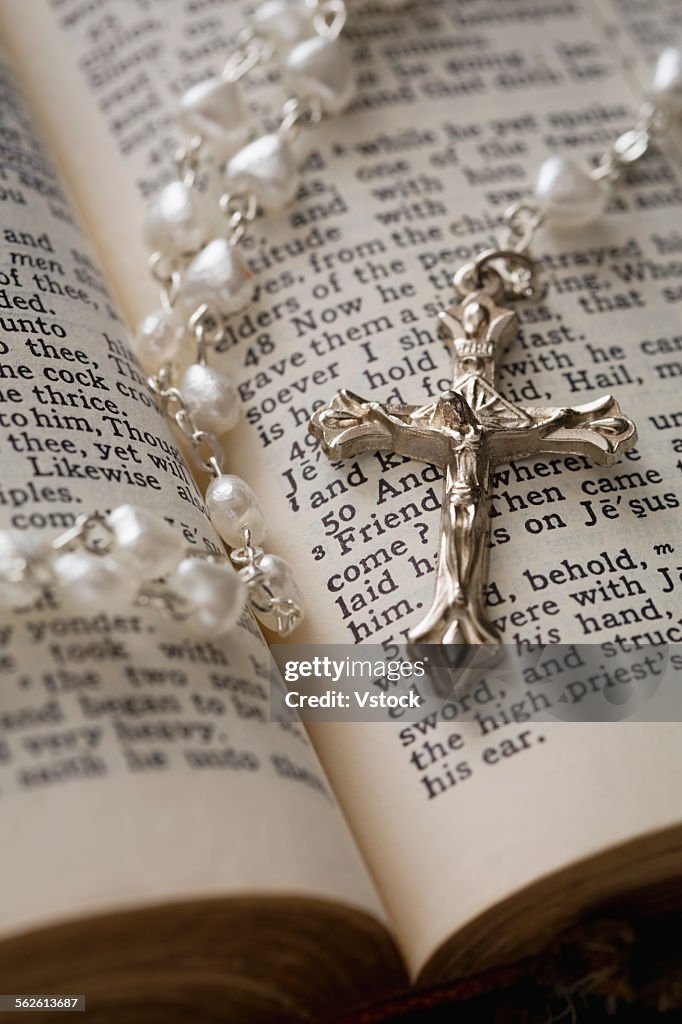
[179,363,241,435]
[179,78,250,160]
[106,505,186,579]
[251,553,304,632]
[134,309,186,374]
[650,47,682,114]
[143,180,209,256]
[206,474,267,548]
[180,238,254,316]
[52,550,139,612]
[533,154,606,228]
[171,557,247,636]
[252,0,314,48]
[225,134,300,211]
[285,36,355,114]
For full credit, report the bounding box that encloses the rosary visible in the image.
[0,3,680,647]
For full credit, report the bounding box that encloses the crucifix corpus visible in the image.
[309,249,637,647]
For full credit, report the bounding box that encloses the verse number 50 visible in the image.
[321,504,356,536]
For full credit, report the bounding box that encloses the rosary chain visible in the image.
[0,509,254,637]
[129,0,369,636]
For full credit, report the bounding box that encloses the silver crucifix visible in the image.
[309,250,637,647]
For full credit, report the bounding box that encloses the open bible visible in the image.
[0,0,681,1020]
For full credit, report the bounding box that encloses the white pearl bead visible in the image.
[179,363,241,434]
[179,78,250,161]
[252,553,303,632]
[252,0,314,47]
[180,238,253,316]
[143,181,208,255]
[206,475,266,548]
[0,531,41,609]
[107,505,186,579]
[134,309,185,373]
[52,550,139,612]
[285,37,355,114]
[225,134,299,211]
[650,48,682,114]
[171,557,246,635]
[534,155,606,228]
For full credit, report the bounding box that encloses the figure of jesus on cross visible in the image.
[310,279,636,647]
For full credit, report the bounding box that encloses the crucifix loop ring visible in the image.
[451,260,505,302]
[472,248,538,301]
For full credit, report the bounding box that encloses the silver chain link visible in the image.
[502,201,545,255]
[135,581,194,621]
[188,304,225,363]
[229,525,302,635]
[222,28,274,82]
[218,190,258,246]
[51,512,115,555]
[591,101,670,184]
[279,95,324,141]
[147,369,224,477]
[313,0,348,39]
[148,251,182,309]
[175,134,204,188]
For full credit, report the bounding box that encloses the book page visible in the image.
[2,0,681,979]
[0,44,384,953]
[590,0,682,97]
